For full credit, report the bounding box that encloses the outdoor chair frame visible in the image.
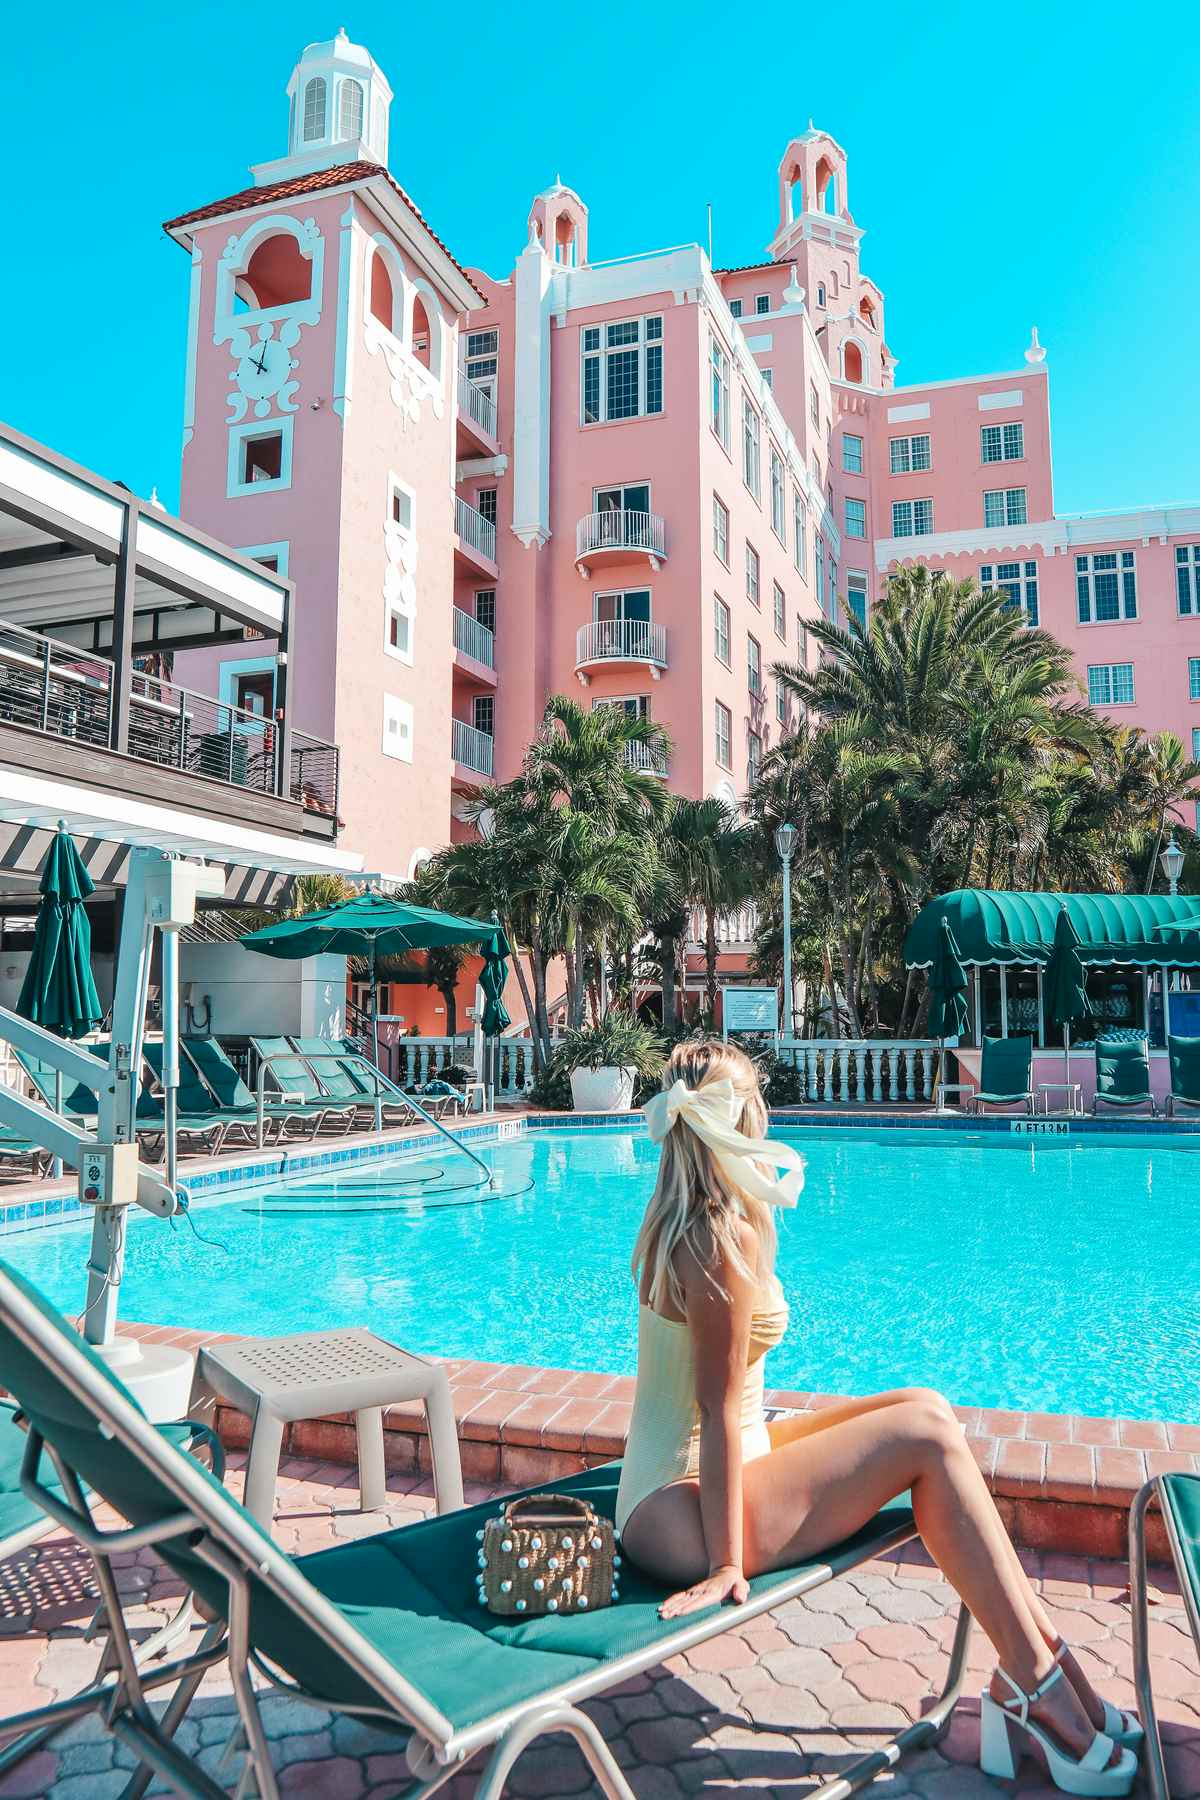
[970,1035,1036,1115]
[1090,1037,1158,1118]
[1130,1472,1200,1800]
[0,1261,973,1800]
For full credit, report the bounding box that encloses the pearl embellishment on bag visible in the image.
[562,1536,573,1549]
[547,1597,558,1611]
[530,1536,542,1550]
[501,1538,513,1553]
[578,1556,589,1569]
[547,1556,559,1570]
[501,1579,512,1593]
[515,1599,526,1611]
[591,1536,602,1550]
[561,1576,572,1589]
[578,1595,589,1608]
[533,1578,545,1592]
[477,1552,487,1568]
[518,1556,529,1569]
[476,1529,484,1542]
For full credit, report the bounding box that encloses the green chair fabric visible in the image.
[976,1035,1034,1105]
[1167,1035,1200,1110]
[1160,1473,1200,1604]
[1094,1037,1153,1106]
[16,1050,100,1125]
[252,1037,327,1105]
[289,1040,370,1103]
[181,1038,257,1111]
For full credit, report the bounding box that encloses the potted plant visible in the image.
[562,1013,666,1113]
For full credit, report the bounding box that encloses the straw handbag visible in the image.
[477,1493,619,1615]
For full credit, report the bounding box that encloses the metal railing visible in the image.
[688,904,759,948]
[128,670,277,792]
[776,1039,940,1104]
[576,619,667,668]
[452,717,494,775]
[0,621,113,747]
[452,606,496,669]
[625,740,669,776]
[289,729,340,819]
[575,509,667,561]
[457,370,498,440]
[454,495,497,564]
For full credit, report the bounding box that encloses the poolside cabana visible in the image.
[904,890,1200,1109]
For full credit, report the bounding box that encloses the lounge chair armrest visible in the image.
[19,1427,196,1555]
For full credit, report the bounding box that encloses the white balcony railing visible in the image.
[777,1039,940,1104]
[688,904,759,949]
[625,740,669,777]
[452,716,494,775]
[457,370,497,440]
[452,606,495,668]
[575,618,667,669]
[576,509,667,563]
[454,495,497,565]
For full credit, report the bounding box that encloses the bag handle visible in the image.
[504,1493,595,1528]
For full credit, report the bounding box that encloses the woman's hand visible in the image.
[658,1564,749,1619]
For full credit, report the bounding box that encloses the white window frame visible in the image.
[889,434,931,475]
[227,418,294,497]
[981,560,1039,627]
[710,333,731,452]
[715,700,733,770]
[891,498,933,538]
[769,444,786,543]
[983,487,1028,528]
[384,474,417,666]
[1177,545,1200,617]
[809,382,820,428]
[713,493,730,566]
[729,298,743,319]
[754,293,771,315]
[1190,658,1200,702]
[1075,551,1137,624]
[846,571,869,631]
[714,595,732,667]
[745,542,761,608]
[464,327,499,400]
[981,421,1025,464]
[844,497,867,539]
[773,581,786,641]
[747,633,762,696]
[843,433,864,474]
[776,677,787,724]
[747,728,763,786]
[1087,663,1136,707]
[742,391,761,500]
[580,313,664,425]
[793,488,807,579]
[382,692,415,762]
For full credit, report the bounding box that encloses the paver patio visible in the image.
[0,1454,1196,1799]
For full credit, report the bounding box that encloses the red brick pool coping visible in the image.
[124,1320,1195,1565]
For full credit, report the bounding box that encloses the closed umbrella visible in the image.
[17,824,102,1042]
[926,916,968,1106]
[1044,904,1094,1105]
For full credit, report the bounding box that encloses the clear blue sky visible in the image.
[7,0,1198,516]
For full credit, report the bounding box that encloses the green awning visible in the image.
[904,890,1200,969]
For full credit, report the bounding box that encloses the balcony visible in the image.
[452,605,496,676]
[454,495,498,577]
[575,618,668,684]
[457,370,498,449]
[625,740,669,777]
[452,716,494,778]
[575,509,667,576]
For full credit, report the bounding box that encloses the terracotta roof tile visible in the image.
[162,161,482,301]
[715,258,784,276]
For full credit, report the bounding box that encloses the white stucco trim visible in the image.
[978,389,1024,412]
[333,199,358,421]
[512,238,554,548]
[876,502,1200,570]
[888,368,1045,397]
[887,402,930,423]
[212,214,325,343]
[226,417,294,498]
[181,242,203,450]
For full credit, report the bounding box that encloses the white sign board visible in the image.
[722,986,779,1037]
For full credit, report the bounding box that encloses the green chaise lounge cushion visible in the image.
[976,1034,1033,1101]
[1095,1037,1152,1103]
[1168,1035,1200,1104]
[1159,1473,1200,1606]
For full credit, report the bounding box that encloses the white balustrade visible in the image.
[688,904,760,949]
[451,717,494,774]
[382,1031,534,1101]
[452,606,495,668]
[457,369,497,439]
[575,509,667,562]
[454,495,497,564]
[776,1040,939,1105]
[575,618,667,668]
[624,740,669,775]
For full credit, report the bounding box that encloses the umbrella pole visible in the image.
[162,929,179,1192]
[370,937,382,1132]
[1064,1021,1071,1115]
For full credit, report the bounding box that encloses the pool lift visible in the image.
[0,849,224,1419]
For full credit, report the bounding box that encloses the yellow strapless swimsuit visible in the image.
[615,1283,790,1534]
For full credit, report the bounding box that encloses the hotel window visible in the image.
[1191,658,1200,701]
[891,498,933,537]
[1087,663,1135,706]
[817,282,826,307]
[809,382,820,428]
[815,546,825,611]
[714,595,732,666]
[715,701,732,769]
[228,419,293,497]
[748,634,762,695]
[474,588,496,634]
[776,678,787,723]
[981,561,1039,626]
[742,392,761,499]
[889,434,931,474]
[843,433,864,474]
[1177,545,1200,615]
[302,77,327,142]
[581,313,663,423]
[761,368,773,389]
[846,571,869,629]
[793,489,807,577]
[773,581,786,640]
[747,729,762,785]
[1192,727,1200,759]
[981,421,1024,463]
[710,334,731,451]
[382,692,414,762]
[983,487,1027,528]
[1076,551,1137,623]
[729,298,743,318]
[796,617,808,668]
[713,494,730,565]
[473,695,495,737]
[769,445,786,542]
[464,328,499,398]
[746,542,761,607]
[755,294,771,315]
[477,487,497,528]
[845,497,866,539]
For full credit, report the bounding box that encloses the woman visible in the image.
[617,1040,1139,1796]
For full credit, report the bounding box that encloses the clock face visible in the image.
[236,335,292,402]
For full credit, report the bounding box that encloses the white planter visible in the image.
[570,1065,637,1113]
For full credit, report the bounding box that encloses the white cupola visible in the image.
[252,30,393,186]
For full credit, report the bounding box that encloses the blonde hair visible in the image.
[632,1037,777,1315]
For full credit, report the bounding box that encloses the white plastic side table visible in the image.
[198,1328,464,1526]
[1038,1081,1082,1116]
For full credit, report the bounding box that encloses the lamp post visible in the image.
[774,822,798,1039]
[1160,830,1185,897]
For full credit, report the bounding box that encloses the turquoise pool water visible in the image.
[6,1127,1199,1421]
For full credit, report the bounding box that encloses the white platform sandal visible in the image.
[979,1664,1138,1795]
[1051,1635,1144,1748]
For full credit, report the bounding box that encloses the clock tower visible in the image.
[164,33,482,879]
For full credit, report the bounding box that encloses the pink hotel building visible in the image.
[165,32,1200,898]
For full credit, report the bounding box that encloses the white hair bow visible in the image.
[643,1076,804,1210]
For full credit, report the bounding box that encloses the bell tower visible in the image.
[251,29,393,186]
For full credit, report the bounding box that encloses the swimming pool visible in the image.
[6,1126,1198,1422]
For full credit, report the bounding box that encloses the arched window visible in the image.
[815,155,837,215]
[369,249,395,332]
[241,233,314,309]
[859,296,877,330]
[411,295,432,370]
[817,282,826,307]
[302,78,327,142]
[338,78,364,140]
[788,169,803,220]
[844,341,864,385]
[554,211,577,266]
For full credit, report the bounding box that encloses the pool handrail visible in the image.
[291,1042,493,1185]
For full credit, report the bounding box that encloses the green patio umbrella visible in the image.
[1044,903,1094,1100]
[17,825,102,1041]
[239,892,510,1087]
[926,916,968,1040]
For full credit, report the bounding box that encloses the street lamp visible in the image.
[774,822,798,1038]
[1160,830,1185,897]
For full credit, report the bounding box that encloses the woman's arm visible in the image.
[658,1230,756,1618]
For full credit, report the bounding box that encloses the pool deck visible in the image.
[1,1453,1197,1799]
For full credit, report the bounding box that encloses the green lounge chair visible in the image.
[250,1036,360,1140]
[181,1037,308,1146]
[1130,1472,1200,1799]
[1166,1034,1200,1117]
[16,1049,101,1128]
[137,1041,261,1156]
[1091,1036,1157,1117]
[0,1258,971,1800]
[289,1037,416,1128]
[971,1034,1035,1114]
